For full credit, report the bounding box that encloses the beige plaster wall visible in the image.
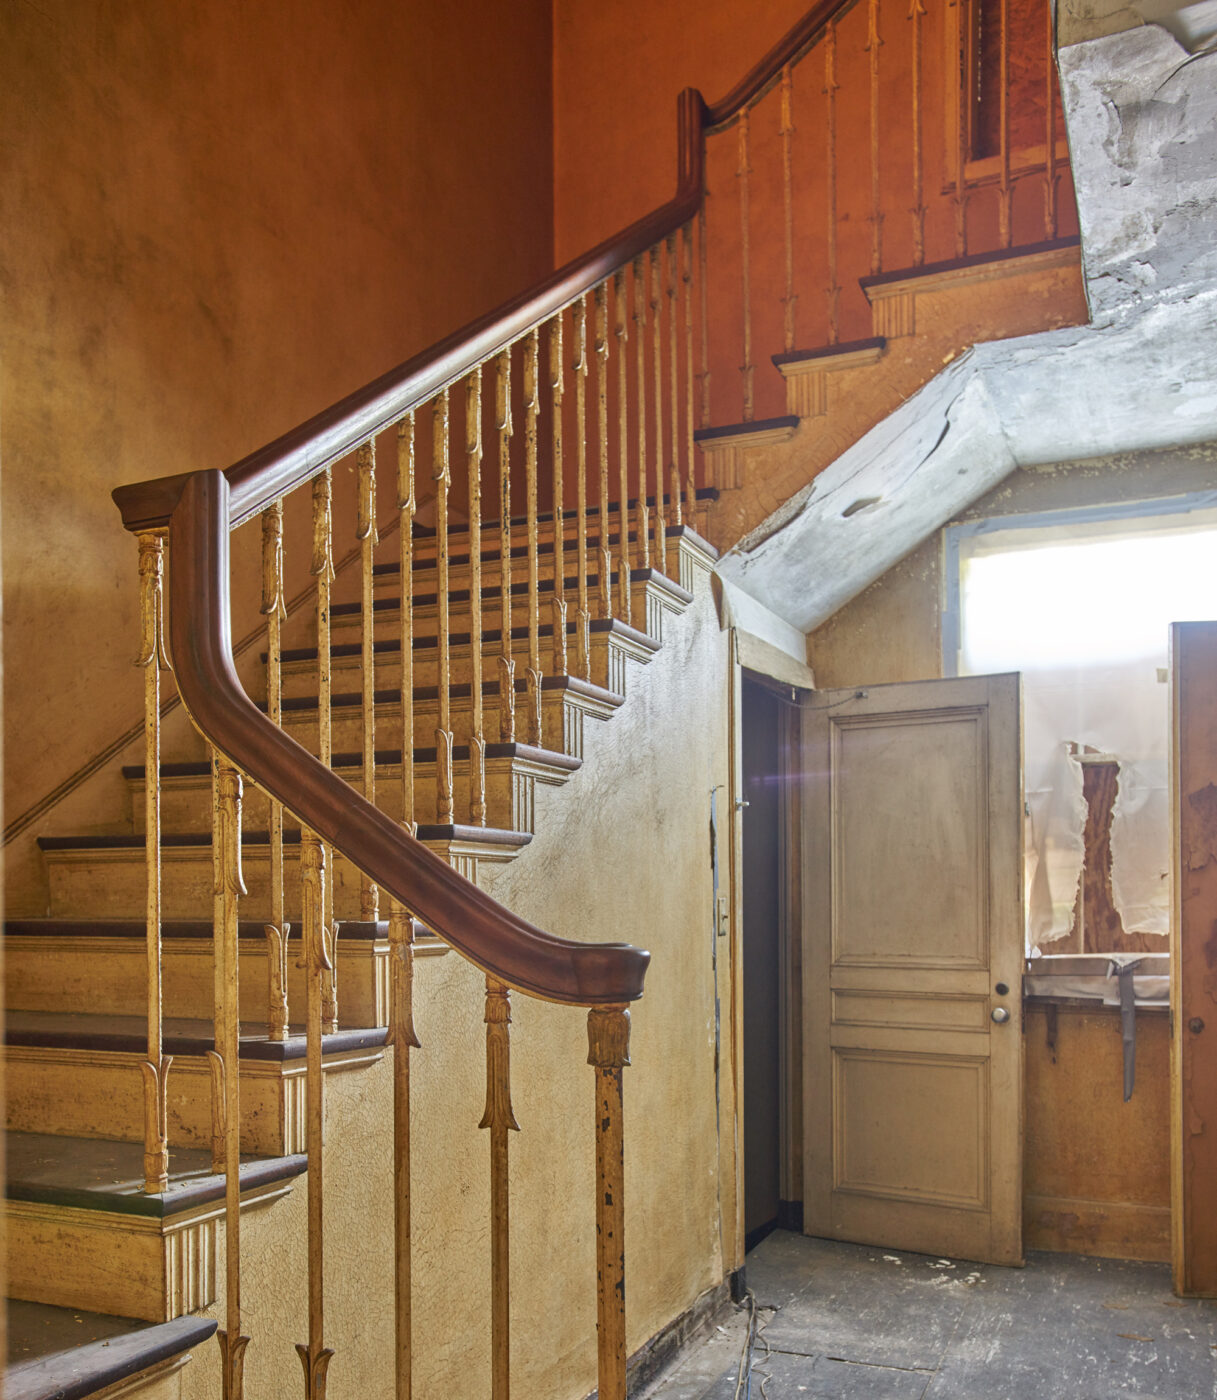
[808,442,1217,689]
[1,0,553,904]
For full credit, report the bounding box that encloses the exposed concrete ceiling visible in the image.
[714,26,1217,635]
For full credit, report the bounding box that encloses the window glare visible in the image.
[960,527,1217,673]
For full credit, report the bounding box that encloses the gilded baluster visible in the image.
[824,25,841,343]
[136,531,171,1193]
[1043,0,1058,240]
[909,0,927,266]
[548,315,568,677]
[297,831,335,1400]
[467,368,487,824]
[632,255,650,569]
[261,503,291,1040]
[357,441,380,918]
[479,979,521,1400]
[388,903,420,1400]
[212,753,250,1400]
[697,206,711,425]
[665,234,682,531]
[866,0,884,276]
[571,295,591,680]
[736,111,755,422]
[588,1005,631,1400]
[613,270,632,625]
[311,470,340,1032]
[649,247,669,576]
[593,284,614,620]
[780,67,798,354]
[433,391,455,824]
[495,353,517,743]
[952,1,969,256]
[397,414,416,832]
[523,329,543,746]
[998,0,1013,248]
[682,223,697,525]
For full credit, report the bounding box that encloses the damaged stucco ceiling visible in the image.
[714,24,1217,635]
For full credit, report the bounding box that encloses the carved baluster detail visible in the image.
[212,753,250,1400]
[297,831,335,1400]
[433,391,455,824]
[357,441,380,918]
[824,25,841,343]
[467,368,487,824]
[311,470,339,1032]
[588,1005,631,1400]
[682,223,697,525]
[593,284,613,621]
[136,530,171,1193]
[571,295,591,680]
[613,269,632,625]
[666,234,682,533]
[952,1,969,256]
[398,414,416,831]
[495,352,517,743]
[633,255,650,569]
[697,206,711,424]
[909,0,927,266]
[999,0,1012,247]
[736,110,755,421]
[650,247,669,576]
[523,329,543,746]
[866,0,884,275]
[388,903,420,1400]
[260,503,291,1040]
[547,315,568,677]
[480,979,520,1399]
[780,67,798,354]
[1044,0,1058,240]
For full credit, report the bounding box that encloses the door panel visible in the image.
[802,675,1024,1265]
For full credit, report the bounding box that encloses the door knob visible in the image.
[1189,1017,1205,1035]
[991,1007,1011,1024]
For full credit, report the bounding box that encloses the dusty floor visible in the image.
[642,1232,1217,1399]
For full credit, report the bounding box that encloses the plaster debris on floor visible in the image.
[640,1232,1217,1399]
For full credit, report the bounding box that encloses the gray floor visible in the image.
[642,1233,1217,1399]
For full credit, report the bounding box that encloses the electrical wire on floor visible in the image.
[730,1288,773,1400]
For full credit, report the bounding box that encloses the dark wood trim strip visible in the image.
[693,414,800,444]
[772,335,886,366]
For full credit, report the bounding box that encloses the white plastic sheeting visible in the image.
[952,499,1217,948]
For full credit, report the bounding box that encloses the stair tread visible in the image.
[300,615,662,658]
[4,1009,389,1062]
[858,233,1081,291]
[272,672,626,712]
[6,1301,215,1400]
[5,917,427,942]
[5,1131,307,1217]
[38,825,532,852]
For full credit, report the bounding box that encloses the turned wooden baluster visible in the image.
[736,111,755,422]
[433,391,455,825]
[523,329,543,746]
[593,284,614,622]
[467,368,487,824]
[311,470,340,1034]
[571,295,591,680]
[682,224,697,525]
[952,4,969,256]
[389,410,420,1400]
[665,234,682,533]
[297,829,335,1400]
[697,206,712,423]
[211,753,250,1400]
[261,503,291,1041]
[613,269,633,625]
[480,979,520,1399]
[632,255,650,570]
[867,0,884,276]
[588,1005,631,1400]
[548,315,568,677]
[824,24,841,343]
[495,352,517,744]
[357,441,380,918]
[909,0,927,266]
[649,248,668,577]
[999,0,1013,248]
[136,531,171,1193]
[397,414,416,834]
[780,67,798,355]
[1043,0,1059,240]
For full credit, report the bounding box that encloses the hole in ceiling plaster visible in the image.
[842,496,882,518]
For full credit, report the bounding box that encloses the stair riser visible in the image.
[5,1048,317,1155]
[5,935,388,1025]
[330,587,626,640]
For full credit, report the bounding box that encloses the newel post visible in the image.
[587,1004,631,1400]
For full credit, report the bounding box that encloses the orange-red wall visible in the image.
[1,0,552,887]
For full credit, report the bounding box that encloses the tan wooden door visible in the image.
[801,674,1024,1266]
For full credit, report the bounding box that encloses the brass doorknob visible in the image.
[991,1007,1011,1024]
